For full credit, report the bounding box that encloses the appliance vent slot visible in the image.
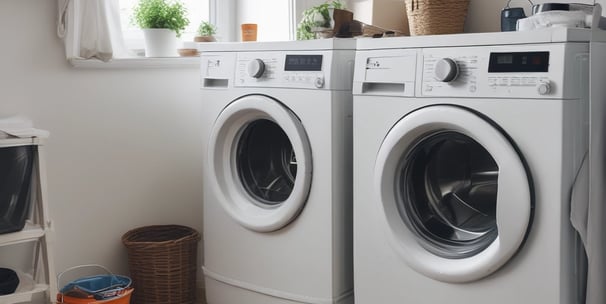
[362,82,406,94]
[203,78,229,88]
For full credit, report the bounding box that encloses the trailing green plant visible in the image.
[197,21,217,36]
[296,0,345,40]
[132,0,190,37]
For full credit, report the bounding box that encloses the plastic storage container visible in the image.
[0,145,35,234]
[0,268,19,295]
[57,264,133,304]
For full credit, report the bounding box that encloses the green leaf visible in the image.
[197,21,217,36]
[296,0,345,40]
[132,0,190,37]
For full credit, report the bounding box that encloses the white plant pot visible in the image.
[142,28,178,57]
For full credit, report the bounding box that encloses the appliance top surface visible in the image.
[0,137,41,148]
[357,27,606,50]
[197,38,356,52]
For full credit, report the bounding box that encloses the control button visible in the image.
[314,77,325,88]
[433,58,459,82]
[469,85,477,93]
[511,78,521,86]
[537,81,551,95]
[526,77,538,86]
[247,59,265,78]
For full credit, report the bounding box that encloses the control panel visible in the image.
[200,49,354,91]
[423,54,480,94]
[420,43,584,99]
[236,52,330,89]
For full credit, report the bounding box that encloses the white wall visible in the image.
[0,0,205,291]
[348,0,409,34]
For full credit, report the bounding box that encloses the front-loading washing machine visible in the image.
[199,39,355,304]
[353,28,597,304]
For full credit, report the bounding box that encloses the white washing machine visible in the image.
[353,28,595,304]
[199,39,355,304]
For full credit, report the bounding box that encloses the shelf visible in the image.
[0,270,49,303]
[0,137,40,148]
[0,223,44,246]
[69,56,200,69]
[0,136,56,304]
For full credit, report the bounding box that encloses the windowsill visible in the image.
[69,56,200,69]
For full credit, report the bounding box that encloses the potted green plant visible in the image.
[296,0,345,40]
[132,0,190,57]
[194,21,217,42]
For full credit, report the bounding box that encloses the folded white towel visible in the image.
[0,116,50,139]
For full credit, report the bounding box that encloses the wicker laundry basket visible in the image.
[405,0,470,35]
[122,225,200,304]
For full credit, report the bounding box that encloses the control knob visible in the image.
[314,76,325,88]
[433,58,459,82]
[247,59,265,78]
[537,81,551,95]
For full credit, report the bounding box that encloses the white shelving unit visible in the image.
[0,137,57,304]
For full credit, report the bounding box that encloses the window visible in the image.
[119,0,210,53]
[63,0,301,66]
[235,0,295,41]
[119,0,296,49]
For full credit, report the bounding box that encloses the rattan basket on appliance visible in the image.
[405,0,470,36]
[122,225,201,304]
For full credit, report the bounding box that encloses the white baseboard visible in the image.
[197,286,207,304]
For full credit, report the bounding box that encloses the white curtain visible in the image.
[57,0,132,62]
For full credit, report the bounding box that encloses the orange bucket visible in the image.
[57,287,133,304]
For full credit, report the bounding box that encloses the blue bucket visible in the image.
[58,265,131,300]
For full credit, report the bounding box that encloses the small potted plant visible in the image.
[132,0,190,57]
[296,0,345,40]
[194,21,217,42]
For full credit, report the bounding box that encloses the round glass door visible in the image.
[236,119,298,205]
[375,105,532,283]
[397,131,499,259]
[209,95,312,232]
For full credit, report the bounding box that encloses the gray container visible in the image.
[0,145,35,234]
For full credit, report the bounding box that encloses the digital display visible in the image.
[488,52,549,73]
[497,54,513,64]
[285,55,323,71]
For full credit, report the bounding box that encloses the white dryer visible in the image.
[199,39,355,304]
[353,28,594,304]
